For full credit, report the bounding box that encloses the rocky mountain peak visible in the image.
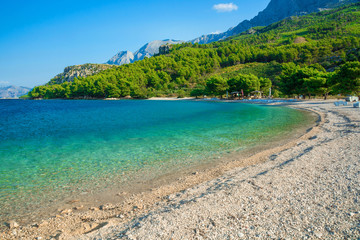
[192,0,359,44]
[107,51,134,65]
[107,39,183,66]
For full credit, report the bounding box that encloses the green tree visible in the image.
[278,63,302,97]
[205,76,228,98]
[279,63,332,98]
[190,88,205,98]
[259,77,272,96]
[332,61,360,96]
[228,74,260,96]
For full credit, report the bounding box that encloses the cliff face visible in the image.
[106,39,183,66]
[0,85,31,99]
[192,0,359,44]
[48,64,115,85]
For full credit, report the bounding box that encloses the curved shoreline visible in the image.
[97,100,358,239]
[1,102,332,239]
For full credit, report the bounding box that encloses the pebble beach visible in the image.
[2,100,359,239]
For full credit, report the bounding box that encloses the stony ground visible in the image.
[75,101,360,239]
[2,101,359,239]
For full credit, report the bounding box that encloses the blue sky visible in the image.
[0,0,270,88]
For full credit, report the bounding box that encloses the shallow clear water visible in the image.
[0,100,313,222]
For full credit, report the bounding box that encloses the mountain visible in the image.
[48,0,356,84]
[107,51,134,65]
[48,64,115,85]
[39,0,358,90]
[0,85,31,99]
[107,39,183,66]
[191,0,359,44]
[133,39,184,61]
[28,3,360,99]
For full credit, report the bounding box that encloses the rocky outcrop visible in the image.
[0,85,31,99]
[106,39,183,66]
[191,0,359,44]
[49,64,115,84]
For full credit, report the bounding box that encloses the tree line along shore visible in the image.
[28,3,360,100]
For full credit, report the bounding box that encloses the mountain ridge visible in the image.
[191,0,359,44]
[28,3,360,99]
[107,39,184,66]
[43,0,358,85]
[0,85,31,99]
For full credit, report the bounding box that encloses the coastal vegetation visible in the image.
[29,3,360,99]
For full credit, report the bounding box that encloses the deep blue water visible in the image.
[0,99,313,221]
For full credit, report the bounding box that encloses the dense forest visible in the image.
[29,3,360,99]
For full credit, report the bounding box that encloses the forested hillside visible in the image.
[29,3,360,99]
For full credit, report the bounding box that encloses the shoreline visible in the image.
[3,100,359,239]
[1,101,319,239]
[0,100,313,225]
[80,100,359,239]
[95,100,358,239]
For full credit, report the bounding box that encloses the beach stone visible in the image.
[7,220,19,229]
[90,207,99,211]
[34,221,49,228]
[53,233,65,240]
[116,192,127,196]
[60,209,72,214]
[133,204,143,210]
[165,194,176,201]
[100,204,115,210]
[74,205,84,210]
[39,222,48,228]
[314,231,323,238]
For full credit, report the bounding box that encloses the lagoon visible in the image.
[0,99,314,224]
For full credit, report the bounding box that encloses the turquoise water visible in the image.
[0,100,313,222]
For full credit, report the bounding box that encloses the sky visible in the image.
[0,0,270,88]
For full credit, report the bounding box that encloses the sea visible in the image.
[0,99,315,224]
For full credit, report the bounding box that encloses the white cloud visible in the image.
[213,3,238,12]
[211,31,221,34]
